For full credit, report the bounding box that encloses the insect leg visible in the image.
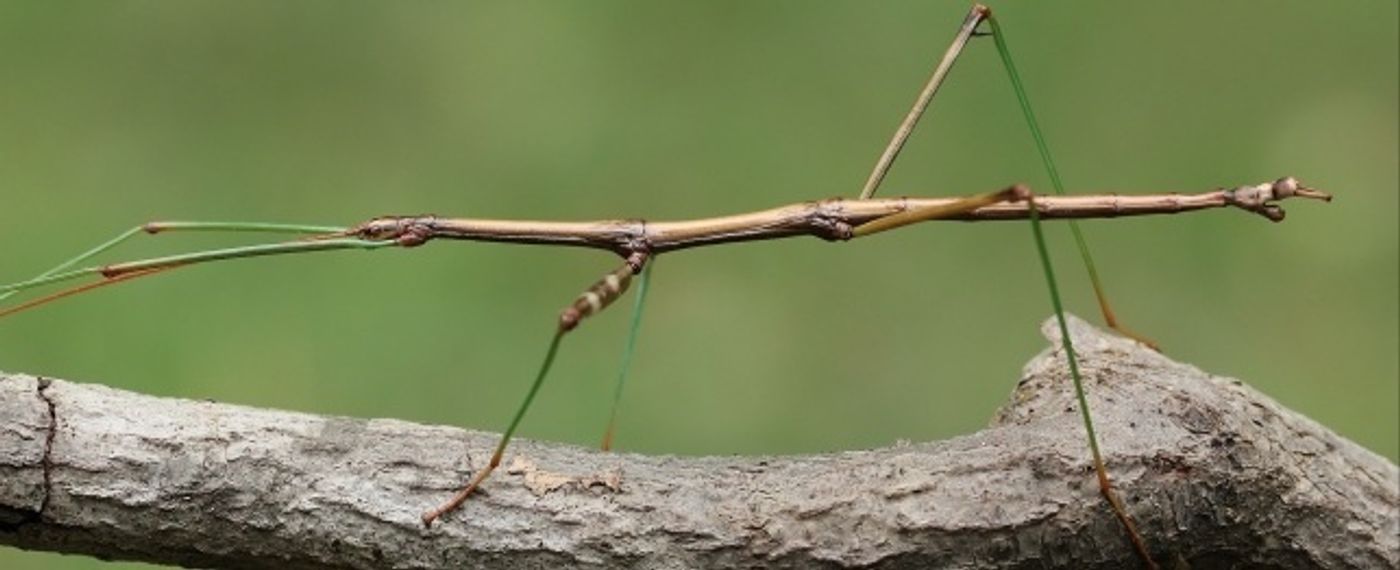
[983,13,1158,350]
[601,260,654,451]
[855,6,1160,565]
[0,221,347,302]
[858,5,990,200]
[1022,187,1157,568]
[984,10,1157,567]
[851,184,1028,238]
[0,237,392,320]
[422,252,649,526]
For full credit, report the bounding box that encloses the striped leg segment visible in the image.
[559,253,647,332]
[422,251,650,526]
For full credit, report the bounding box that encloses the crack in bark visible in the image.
[34,377,55,519]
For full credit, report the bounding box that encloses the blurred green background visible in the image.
[1,2,1395,567]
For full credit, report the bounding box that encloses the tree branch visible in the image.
[1,316,1395,569]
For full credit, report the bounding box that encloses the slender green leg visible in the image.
[854,7,1157,567]
[0,226,145,304]
[0,222,388,320]
[0,221,347,300]
[422,254,648,526]
[601,260,654,451]
[987,13,1157,568]
[421,329,566,526]
[851,182,1156,565]
[1,238,392,296]
[1023,190,1156,568]
[842,182,1157,567]
[985,15,1158,351]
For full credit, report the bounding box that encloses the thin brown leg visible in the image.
[851,184,1028,238]
[1093,459,1155,569]
[1021,189,1157,569]
[422,446,505,526]
[0,266,176,320]
[862,185,1160,566]
[1095,294,1160,351]
[858,5,990,200]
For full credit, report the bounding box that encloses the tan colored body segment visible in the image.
[367,179,1323,256]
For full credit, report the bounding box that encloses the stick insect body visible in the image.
[0,6,1331,568]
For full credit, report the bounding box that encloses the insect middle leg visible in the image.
[421,251,649,526]
[599,260,654,451]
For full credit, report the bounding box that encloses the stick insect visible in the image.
[0,5,1332,567]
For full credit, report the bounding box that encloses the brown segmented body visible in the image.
[347,179,1324,257]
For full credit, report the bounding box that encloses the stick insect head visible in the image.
[1269,177,1333,202]
[1224,177,1332,222]
[345,215,438,247]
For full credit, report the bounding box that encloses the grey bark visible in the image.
[0,316,1395,569]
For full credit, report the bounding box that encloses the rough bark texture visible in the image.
[0,316,1395,569]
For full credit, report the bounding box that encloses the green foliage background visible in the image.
[2,2,1395,567]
